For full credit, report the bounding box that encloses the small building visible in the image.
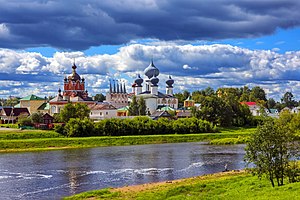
[291,106,300,114]
[240,102,261,116]
[0,108,30,124]
[151,110,173,120]
[117,106,129,116]
[184,96,195,108]
[42,113,54,124]
[88,103,117,120]
[19,94,46,114]
[268,108,279,118]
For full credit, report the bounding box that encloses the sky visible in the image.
[1,0,300,101]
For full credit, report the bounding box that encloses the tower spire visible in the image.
[116,80,119,93]
[109,79,112,93]
[123,82,126,93]
[113,79,116,93]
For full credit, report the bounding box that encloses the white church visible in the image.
[106,60,178,114]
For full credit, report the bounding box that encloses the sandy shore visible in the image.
[111,170,244,193]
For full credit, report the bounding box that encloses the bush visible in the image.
[54,124,66,136]
[64,118,95,137]
[18,117,33,126]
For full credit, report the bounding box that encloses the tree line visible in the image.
[55,115,217,137]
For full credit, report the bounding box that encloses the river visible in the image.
[0,142,245,200]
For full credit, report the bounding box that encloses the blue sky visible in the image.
[1,0,300,101]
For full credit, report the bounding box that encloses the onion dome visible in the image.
[150,76,159,86]
[68,63,81,81]
[64,76,67,82]
[144,60,159,79]
[58,88,61,93]
[134,74,143,87]
[166,75,174,87]
[81,77,85,82]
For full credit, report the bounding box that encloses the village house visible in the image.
[0,107,30,124]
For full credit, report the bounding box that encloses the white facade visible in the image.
[88,103,117,120]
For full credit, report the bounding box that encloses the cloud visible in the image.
[1,43,300,100]
[1,0,300,50]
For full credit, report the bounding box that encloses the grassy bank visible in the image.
[63,170,300,200]
[0,127,255,152]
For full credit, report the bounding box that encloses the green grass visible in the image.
[63,171,300,200]
[0,127,256,152]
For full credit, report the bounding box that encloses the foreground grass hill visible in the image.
[64,171,300,200]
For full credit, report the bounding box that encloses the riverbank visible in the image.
[0,127,255,153]
[64,170,300,200]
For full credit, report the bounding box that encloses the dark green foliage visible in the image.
[64,118,95,137]
[54,124,65,135]
[128,96,139,116]
[128,96,146,116]
[93,93,106,102]
[59,103,90,122]
[30,112,43,123]
[18,117,33,126]
[60,117,215,137]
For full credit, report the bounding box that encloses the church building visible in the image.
[130,60,178,114]
[49,63,94,115]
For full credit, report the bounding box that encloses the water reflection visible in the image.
[0,142,245,200]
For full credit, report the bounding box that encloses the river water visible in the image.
[0,142,245,200]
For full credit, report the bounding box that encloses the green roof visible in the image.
[21,94,44,101]
[37,103,50,110]
[14,103,21,108]
[117,106,129,111]
[160,106,175,111]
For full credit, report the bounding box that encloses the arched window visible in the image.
[51,106,56,114]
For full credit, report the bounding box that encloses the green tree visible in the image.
[94,93,106,102]
[30,112,43,123]
[245,118,298,187]
[249,86,267,102]
[267,98,276,109]
[281,92,297,108]
[128,96,139,116]
[59,103,90,122]
[64,118,94,137]
[138,97,147,115]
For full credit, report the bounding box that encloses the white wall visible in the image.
[90,109,117,120]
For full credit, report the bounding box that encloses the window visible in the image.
[100,112,102,115]
[106,112,108,115]
[51,106,56,114]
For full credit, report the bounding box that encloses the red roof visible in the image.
[241,102,257,106]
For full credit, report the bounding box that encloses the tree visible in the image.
[267,98,276,109]
[281,92,297,108]
[249,86,267,102]
[30,112,43,123]
[138,97,147,115]
[245,118,298,187]
[128,96,139,116]
[64,118,94,137]
[94,93,106,102]
[59,103,90,122]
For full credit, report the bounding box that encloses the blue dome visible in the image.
[150,76,159,86]
[166,75,174,87]
[144,60,159,79]
[134,74,143,87]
